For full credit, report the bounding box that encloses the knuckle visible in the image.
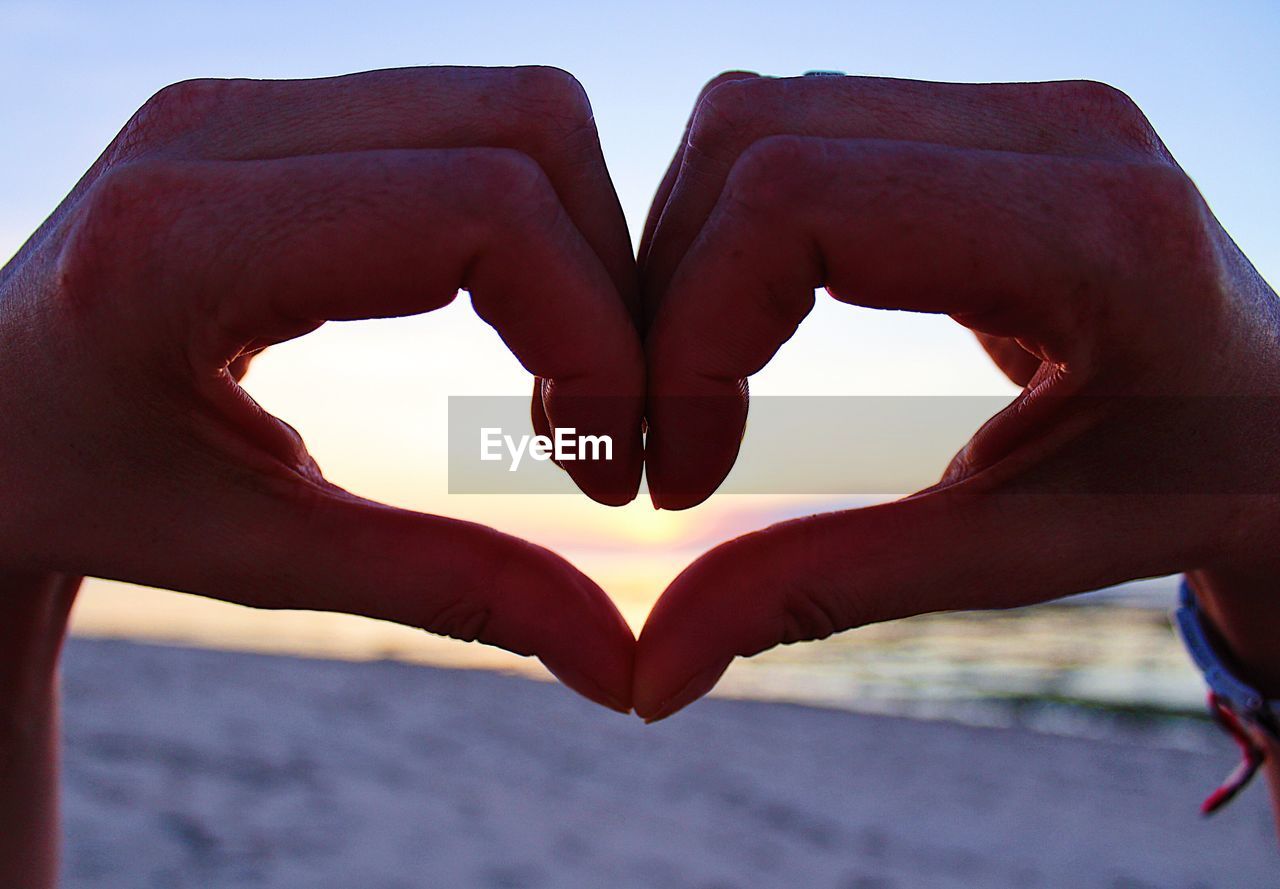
[1077,161,1224,345]
[723,134,815,216]
[502,66,602,164]
[472,148,557,216]
[1054,79,1139,117]
[699,70,758,98]
[119,78,235,155]
[1051,80,1163,156]
[144,77,227,120]
[686,77,768,168]
[57,160,187,305]
[462,149,563,244]
[1124,161,1196,208]
[778,588,849,645]
[424,598,493,643]
[507,65,594,129]
[1121,163,1219,274]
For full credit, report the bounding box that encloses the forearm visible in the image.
[0,571,79,889]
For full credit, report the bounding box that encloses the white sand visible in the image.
[61,639,1275,888]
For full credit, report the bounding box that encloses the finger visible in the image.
[124,68,640,448]
[637,71,758,272]
[61,149,645,505]
[633,482,1221,720]
[973,332,1042,387]
[645,137,1199,508]
[125,67,638,310]
[73,476,636,712]
[640,75,1166,324]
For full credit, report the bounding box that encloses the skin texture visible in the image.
[633,74,1280,833]
[0,66,645,887]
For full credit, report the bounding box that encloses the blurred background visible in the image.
[3,1,1279,885]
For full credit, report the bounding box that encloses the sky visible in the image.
[2,0,1277,654]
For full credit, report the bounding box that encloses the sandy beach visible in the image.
[57,638,1275,888]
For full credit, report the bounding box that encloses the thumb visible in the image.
[633,486,1210,722]
[77,476,636,713]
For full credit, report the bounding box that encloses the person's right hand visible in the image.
[0,66,644,711]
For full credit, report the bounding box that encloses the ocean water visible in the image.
[716,600,1207,732]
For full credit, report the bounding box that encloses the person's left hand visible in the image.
[632,72,1280,727]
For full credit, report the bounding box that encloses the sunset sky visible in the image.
[2,0,1276,668]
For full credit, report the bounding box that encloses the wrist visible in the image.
[1188,563,1280,698]
[0,572,73,889]
[0,572,78,717]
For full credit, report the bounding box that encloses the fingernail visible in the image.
[642,657,732,724]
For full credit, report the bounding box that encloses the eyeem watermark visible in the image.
[451,394,1280,494]
[479,427,613,472]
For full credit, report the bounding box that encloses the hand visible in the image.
[0,66,646,709]
[633,73,1280,745]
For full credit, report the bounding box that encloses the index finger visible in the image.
[62,148,646,504]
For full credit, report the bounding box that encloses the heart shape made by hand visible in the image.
[3,66,1277,736]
